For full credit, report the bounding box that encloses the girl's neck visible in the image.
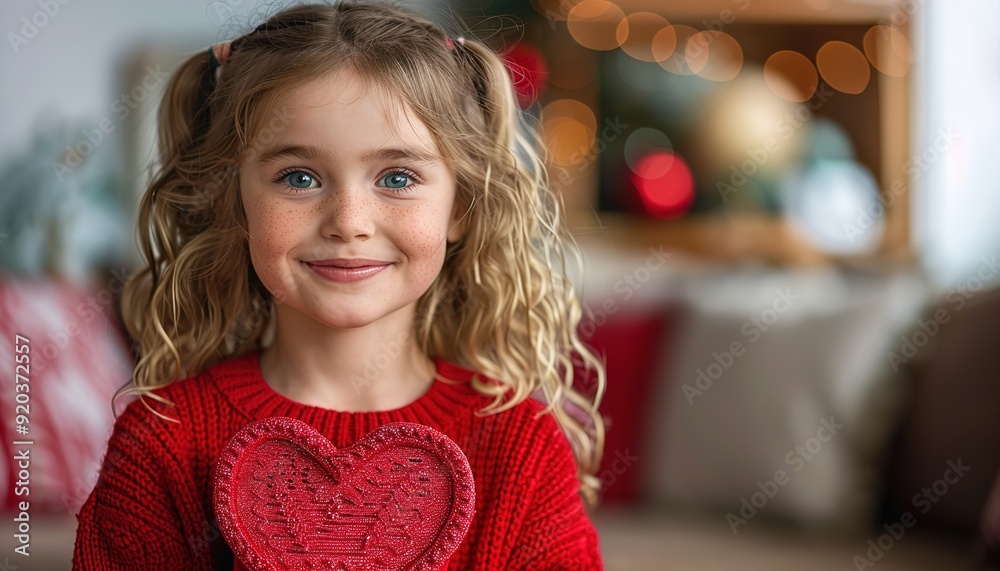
[257,306,436,412]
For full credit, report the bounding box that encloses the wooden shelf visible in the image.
[572,212,915,267]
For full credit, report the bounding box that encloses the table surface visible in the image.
[0,507,978,571]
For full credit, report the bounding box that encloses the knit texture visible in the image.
[72,349,603,570]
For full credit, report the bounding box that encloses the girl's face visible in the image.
[239,68,464,330]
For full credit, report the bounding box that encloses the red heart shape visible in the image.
[213,418,476,571]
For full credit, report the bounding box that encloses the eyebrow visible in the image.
[255,143,441,166]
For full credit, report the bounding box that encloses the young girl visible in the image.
[73,1,606,569]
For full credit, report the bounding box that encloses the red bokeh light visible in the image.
[630,151,695,218]
[502,43,548,110]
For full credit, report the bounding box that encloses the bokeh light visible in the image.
[803,117,856,162]
[764,50,819,102]
[685,31,744,82]
[693,69,804,179]
[658,25,699,75]
[503,43,548,110]
[785,159,884,254]
[617,50,671,91]
[529,0,578,22]
[616,12,672,63]
[863,25,913,78]
[543,99,597,132]
[542,99,597,167]
[631,151,695,219]
[567,0,627,51]
[816,40,871,94]
[651,25,678,63]
[624,128,674,175]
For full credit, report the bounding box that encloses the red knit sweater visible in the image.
[72,349,603,570]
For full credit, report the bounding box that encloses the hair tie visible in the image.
[208,41,233,80]
[445,35,465,51]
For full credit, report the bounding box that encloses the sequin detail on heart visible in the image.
[213,418,476,571]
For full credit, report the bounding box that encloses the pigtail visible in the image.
[155,50,217,168]
[450,39,518,159]
[117,45,261,419]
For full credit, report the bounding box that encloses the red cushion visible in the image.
[574,308,674,504]
[1,277,132,514]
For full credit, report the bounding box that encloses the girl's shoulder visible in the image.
[440,361,543,412]
[104,351,261,472]
[114,351,253,428]
[433,359,568,445]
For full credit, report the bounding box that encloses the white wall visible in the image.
[913,0,1000,288]
[0,0,258,159]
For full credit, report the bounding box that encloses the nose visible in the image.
[320,185,376,241]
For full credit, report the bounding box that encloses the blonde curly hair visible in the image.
[119,0,606,509]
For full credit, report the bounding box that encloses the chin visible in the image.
[316,313,381,330]
[316,305,406,330]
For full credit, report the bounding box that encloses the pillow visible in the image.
[0,276,133,515]
[640,268,926,536]
[886,286,1000,536]
[574,308,674,504]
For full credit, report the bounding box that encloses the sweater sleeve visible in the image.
[508,413,604,571]
[72,398,206,570]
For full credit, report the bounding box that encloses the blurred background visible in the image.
[1,0,999,569]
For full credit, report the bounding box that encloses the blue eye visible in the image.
[381,172,411,189]
[283,171,316,189]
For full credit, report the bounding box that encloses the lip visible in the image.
[308,258,392,268]
[304,259,392,283]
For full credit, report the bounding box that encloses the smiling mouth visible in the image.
[303,261,391,283]
[306,258,392,268]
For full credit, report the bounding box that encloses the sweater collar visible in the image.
[207,348,484,440]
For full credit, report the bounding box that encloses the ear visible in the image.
[447,199,469,244]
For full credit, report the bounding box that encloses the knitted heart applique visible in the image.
[213,417,476,571]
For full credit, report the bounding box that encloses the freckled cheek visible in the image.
[399,235,449,289]
[409,263,445,289]
[246,200,302,271]
[392,206,452,258]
